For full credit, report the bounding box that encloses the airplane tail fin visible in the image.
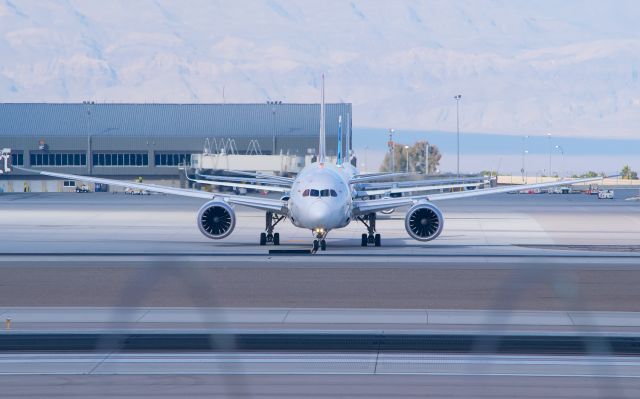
[337,115,343,165]
[319,74,326,163]
[346,112,351,165]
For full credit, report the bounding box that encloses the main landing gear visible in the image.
[259,212,285,246]
[358,213,381,247]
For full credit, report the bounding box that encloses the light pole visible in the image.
[84,101,92,174]
[454,94,462,177]
[554,145,564,179]
[272,105,276,155]
[404,145,410,173]
[521,135,529,183]
[388,129,395,172]
[364,145,368,173]
[547,132,552,178]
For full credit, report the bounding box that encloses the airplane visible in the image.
[17,76,608,252]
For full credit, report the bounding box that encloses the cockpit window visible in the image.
[305,188,337,198]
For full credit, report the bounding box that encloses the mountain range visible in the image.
[1,0,639,138]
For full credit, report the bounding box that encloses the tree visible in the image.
[480,170,497,177]
[571,171,599,178]
[380,140,441,174]
[621,165,638,180]
[583,171,599,178]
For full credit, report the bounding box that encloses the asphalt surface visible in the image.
[2,260,640,310]
[0,374,638,398]
[1,191,640,310]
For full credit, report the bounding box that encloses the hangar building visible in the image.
[0,102,352,192]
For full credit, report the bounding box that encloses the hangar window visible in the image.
[92,153,149,167]
[11,153,24,166]
[63,180,76,187]
[29,152,86,166]
[155,153,192,166]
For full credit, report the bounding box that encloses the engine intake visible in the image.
[197,201,236,239]
[405,202,444,241]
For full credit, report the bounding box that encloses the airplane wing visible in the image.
[352,197,419,216]
[358,176,488,189]
[188,176,290,193]
[351,176,607,216]
[218,170,294,184]
[195,174,292,186]
[349,172,417,184]
[426,176,607,201]
[355,182,486,197]
[15,167,288,214]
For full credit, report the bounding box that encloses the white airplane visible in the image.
[18,78,607,252]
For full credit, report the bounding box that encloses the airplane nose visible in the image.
[307,201,332,228]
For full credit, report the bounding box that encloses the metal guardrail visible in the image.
[1,332,639,355]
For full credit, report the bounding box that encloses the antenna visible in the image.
[337,115,343,165]
[319,74,326,163]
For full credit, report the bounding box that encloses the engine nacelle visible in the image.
[404,202,444,241]
[197,201,236,239]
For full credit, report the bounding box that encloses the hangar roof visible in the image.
[0,103,352,138]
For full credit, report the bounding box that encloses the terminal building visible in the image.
[0,102,352,192]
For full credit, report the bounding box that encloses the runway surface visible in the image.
[1,192,640,310]
[2,373,638,398]
[2,259,640,310]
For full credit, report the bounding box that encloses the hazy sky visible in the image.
[1,0,639,173]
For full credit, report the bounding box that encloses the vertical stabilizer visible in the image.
[319,74,326,163]
[346,112,352,164]
[337,115,343,165]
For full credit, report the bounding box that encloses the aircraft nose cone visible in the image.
[307,201,332,228]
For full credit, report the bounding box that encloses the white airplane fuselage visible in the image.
[288,162,356,233]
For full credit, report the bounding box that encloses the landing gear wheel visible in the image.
[263,211,285,246]
[361,233,368,247]
[259,232,267,246]
[320,240,327,251]
[313,240,320,252]
[367,234,375,244]
[374,233,381,247]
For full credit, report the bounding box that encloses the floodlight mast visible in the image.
[454,94,462,177]
[388,128,395,172]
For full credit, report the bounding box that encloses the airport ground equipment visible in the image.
[598,189,615,199]
[0,148,11,174]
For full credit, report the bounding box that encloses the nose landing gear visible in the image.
[312,230,328,253]
[259,212,285,246]
[358,213,381,247]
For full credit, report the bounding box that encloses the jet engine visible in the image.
[404,202,444,241]
[197,201,236,239]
